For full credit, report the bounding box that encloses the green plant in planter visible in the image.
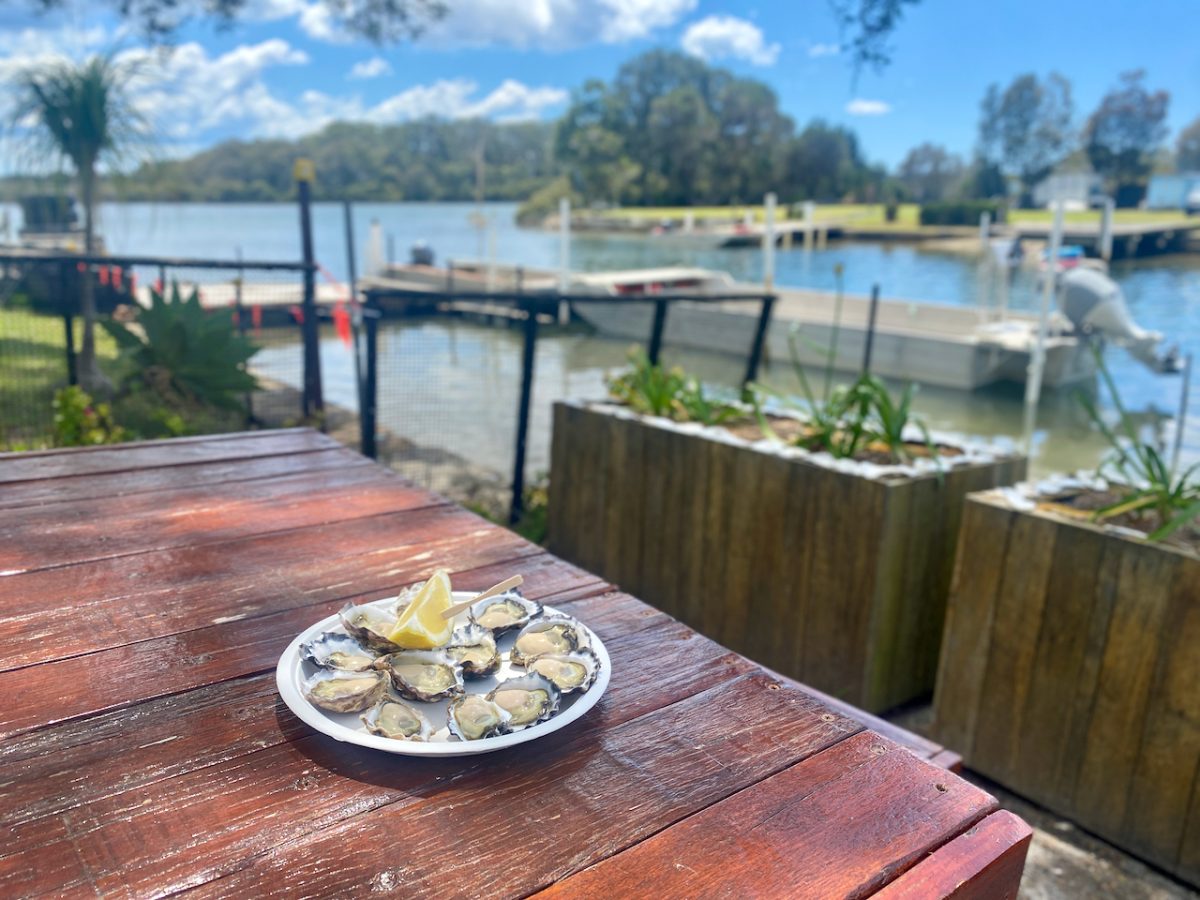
[1076,350,1200,541]
[102,281,259,421]
[606,349,741,426]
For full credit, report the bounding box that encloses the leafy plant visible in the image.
[51,385,127,447]
[606,348,741,426]
[1076,348,1199,542]
[102,280,259,412]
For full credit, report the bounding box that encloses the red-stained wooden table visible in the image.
[0,429,1031,898]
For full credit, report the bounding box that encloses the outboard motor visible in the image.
[1058,267,1180,374]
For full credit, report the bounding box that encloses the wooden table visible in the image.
[0,429,1031,898]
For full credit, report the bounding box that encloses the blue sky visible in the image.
[2,0,1198,168]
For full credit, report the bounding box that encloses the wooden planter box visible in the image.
[547,402,1027,713]
[933,491,1200,886]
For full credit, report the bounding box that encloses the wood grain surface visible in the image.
[0,429,1028,898]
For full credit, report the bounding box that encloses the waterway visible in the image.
[7,200,1196,481]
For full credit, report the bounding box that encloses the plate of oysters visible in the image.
[276,571,610,756]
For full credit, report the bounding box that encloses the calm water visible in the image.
[8,201,1195,480]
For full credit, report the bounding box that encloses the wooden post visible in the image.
[510,288,538,525]
[295,158,323,420]
[647,299,668,365]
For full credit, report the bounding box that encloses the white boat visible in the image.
[567,267,1172,390]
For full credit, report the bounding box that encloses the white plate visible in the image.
[276,592,611,757]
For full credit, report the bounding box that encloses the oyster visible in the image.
[487,673,560,731]
[444,624,501,678]
[301,669,387,713]
[373,650,464,702]
[338,601,399,651]
[447,694,511,741]
[525,650,600,694]
[509,616,590,667]
[300,632,379,672]
[362,697,433,741]
[469,592,543,634]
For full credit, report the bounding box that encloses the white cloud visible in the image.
[808,42,840,58]
[846,98,891,116]
[681,15,780,66]
[348,56,392,80]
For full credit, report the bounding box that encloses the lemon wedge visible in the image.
[387,569,454,649]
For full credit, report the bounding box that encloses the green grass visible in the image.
[582,203,1191,231]
[0,307,118,447]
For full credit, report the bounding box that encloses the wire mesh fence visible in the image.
[0,253,318,449]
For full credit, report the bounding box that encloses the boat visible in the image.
[566,267,1176,390]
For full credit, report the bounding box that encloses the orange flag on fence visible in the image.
[333,301,352,347]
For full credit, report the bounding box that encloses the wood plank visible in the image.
[967,510,1058,782]
[183,673,860,900]
[873,810,1031,900]
[0,446,371,510]
[535,731,998,900]
[0,428,336,483]
[0,550,604,738]
[0,504,539,670]
[0,626,768,898]
[0,464,442,573]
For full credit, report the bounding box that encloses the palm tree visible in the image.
[14,55,146,390]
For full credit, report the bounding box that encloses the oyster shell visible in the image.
[508,616,590,667]
[300,632,379,672]
[338,601,399,651]
[468,592,543,634]
[361,697,433,741]
[447,694,511,741]
[487,673,560,731]
[373,650,464,702]
[444,624,501,678]
[302,669,387,713]
[525,650,600,694]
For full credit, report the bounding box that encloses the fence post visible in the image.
[510,298,538,524]
[60,262,77,386]
[295,158,323,422]
[862,284,881,375]
[647,299,668,365]
[361,301,379,460]
[743,294,775,388]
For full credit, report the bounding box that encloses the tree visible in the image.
[896,143,964,202]
[14,55,147,390]
[1178,117,1200,171]
[1083,71,1169,198]
[978,73,1073,205]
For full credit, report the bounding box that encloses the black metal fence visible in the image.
[357,282,775,522]
[0,252,316,448]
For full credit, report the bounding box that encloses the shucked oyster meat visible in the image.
[302,669,387,713]
[444,624,501,678]
[362,697,433,741]
[338,601,399,651]
[469,592,543,634]
[373,650,465,702]
[300,632,379,672]
[525,649,600,694]
[508,616,590,667]
[487,673,560,731]
[447,694,511,741]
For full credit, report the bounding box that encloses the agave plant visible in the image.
[1076,349,1200,542]
[101,281,259,412]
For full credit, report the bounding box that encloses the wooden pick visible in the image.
[440,574,524,620]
